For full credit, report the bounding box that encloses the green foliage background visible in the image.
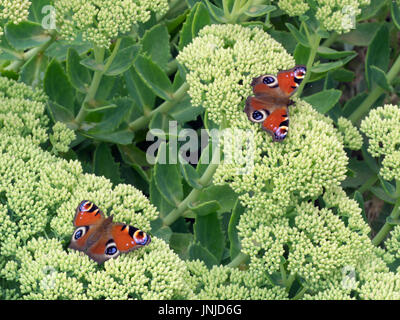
[1,0,400,299]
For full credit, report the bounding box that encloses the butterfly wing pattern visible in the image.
[244,65,306,141]
[69,201,151,264]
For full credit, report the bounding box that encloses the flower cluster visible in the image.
[0,77,194,299]
[54,0,169,47]
[177,24,295,128]
[49,122,76,154]
[179,23,400,298]
[276,0,370,33]
[0,0,31,36]
[186,260,288,299]
[360,104,400,181]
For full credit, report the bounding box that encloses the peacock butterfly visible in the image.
[69,200,151,264]
[244,65,306,141]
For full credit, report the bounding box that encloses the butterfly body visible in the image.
[244,65,306,141]
[69,201,151,264]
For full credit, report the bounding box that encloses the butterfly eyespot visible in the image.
[262,76,278,87]
[73,226,88,240]
[134,230,150,245]
[79,200,92,212]
[251,109,269,123]
[105,241,119,257]
[294,66,306,79]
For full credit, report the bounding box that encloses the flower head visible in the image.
[360,104,400,181]
[0,77,193,300]
[0,0,31,36]
[55,0,169,47]
[277,0,370,33]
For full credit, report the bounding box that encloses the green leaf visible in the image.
[378,176,397,197]
[369,65,391,91]
[342,158,375,189]
[150,175,176,218]
[198,185,238,214]
[392,1,400,30]
[311,54,357,73]
[294,43,310,65]
[166,9,189,34]
[180,162,202,189]
[188,243,219,268]
[370,186,397,204]
[359,0,388,21]
[204,0,226,23]
[152,226,172,243]
[80,57,104,72]
[154,142,184,206]
[141,25,171,71]
[317,47,356,60]
[169,95,204,122]
[330,69,355,82]
[124,66,155,111]
[83,129,135,145]
[104,44,140,76]
[303,89,342,114]
[353,191,368,224]
[118,144,151,168]
[179,2,211,50]
[339,22,380,46]
[5,21,51,50]
[93,143,121,185]
[149,112,175,133]
[244,4,276,17]
[361,145,379,174]
[228,199,245,259]
[44,59,75,110]
[269,30,296,54]
[46,35,91,61]
[28,0,52,23]
[20,53,48,87]
[343,92,368,117]
[365,24,390,88]
[88,97,133,133]
[285,23,309,48]
[94,75,116,101]
[169,233,193,259]
[189,200,221,216]
[193,212,225,262]
[67,48,91,93]
[134,54,173,101]
[192,2,211,37]
[46,100,75,124]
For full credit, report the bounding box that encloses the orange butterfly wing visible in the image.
[112,223,151,253]
[244,65,306,141]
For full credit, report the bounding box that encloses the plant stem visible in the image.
[227,252,249,268]
[357,174,378,194]
[128,82,189,132]
[285,273,296,292]
[321,33,338,47]
[349,53,400,123]
[292,286,307,300]
[75,39,122,125]
[295,32,321,97]
[372,181,400,246]
[162,144,221,226]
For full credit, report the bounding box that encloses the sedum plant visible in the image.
[1,0,400,301]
